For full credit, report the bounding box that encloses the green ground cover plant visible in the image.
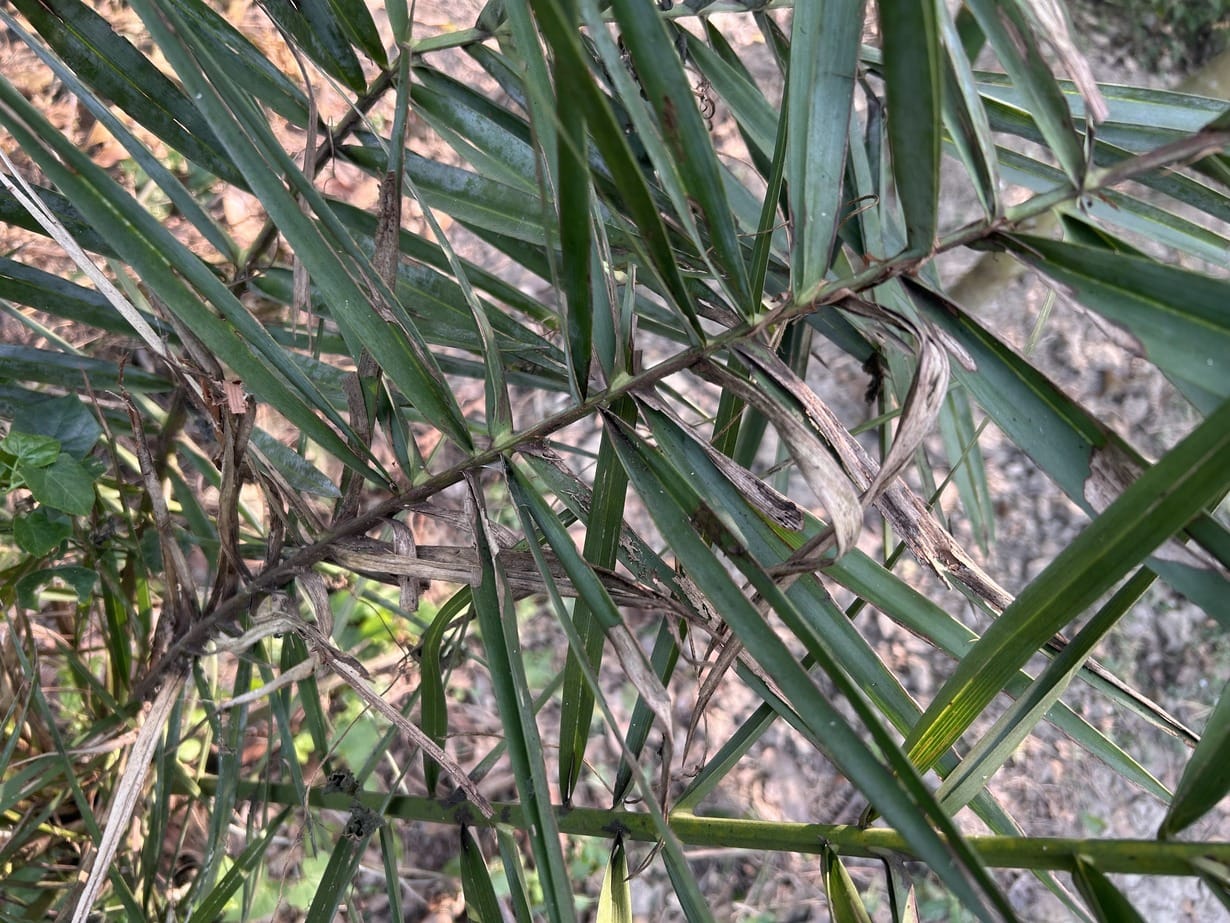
[0,0,1228,919]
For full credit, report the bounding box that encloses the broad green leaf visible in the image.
[1010,0,1107,126]
[249,430,342,499]
[640,398,925,743]
[1159,677,1230,838]
[787,0,864,300]
[906,396,1230,774]
[387,0,410,42]
[885,859,923,923]
[2,431,61,468]
[15,565,98,609]
[12,395,101,460]
[19,454,95,516]
[513,447,688,807]
[265,208,565,370]
[748,81,791,314]
[13,508,73,557]
[518,447,679,590]
[391,61,513,437]
[645,390,1162,866]
[986,91,1230,223]
[878,0,941,249]
[496,0,557,183]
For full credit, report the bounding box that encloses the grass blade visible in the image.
[328,0,388,67]
[787,0,865,300]
[610,0,753,313]
[259,0,366,93]
[1073,857,1146,923]
[135,0,474,453]
[999,234,1230,399]
[604,413,1012,922]
[533,0,702,335]
[460,826,504,922]
[504,460,713,922]
[907,278,1230,615]
[878,0,941,249]
[185,807,294,923]
[964,0,1086,183]
[936,569,1156,813]
[0,7,236,260]
[0,183,119,257]
[822,845,875,923]
[906,396,1230,774]
[937,0,1001,217]
[5,0,240,184]
[596,838,632,923]
[1159,676,1230,838]
[0,76,388,481]
[466,473,577,922]
[554,400,636,800]
[937,387,994,552]
[303,809,383,923]
[556,34,596,400]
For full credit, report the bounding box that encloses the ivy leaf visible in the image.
[12,395,102,459]
[15,565,98,609]
[1,431,61,468]
[18,453,96,515]
[14,506,73,556]
[250,429,342,498]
